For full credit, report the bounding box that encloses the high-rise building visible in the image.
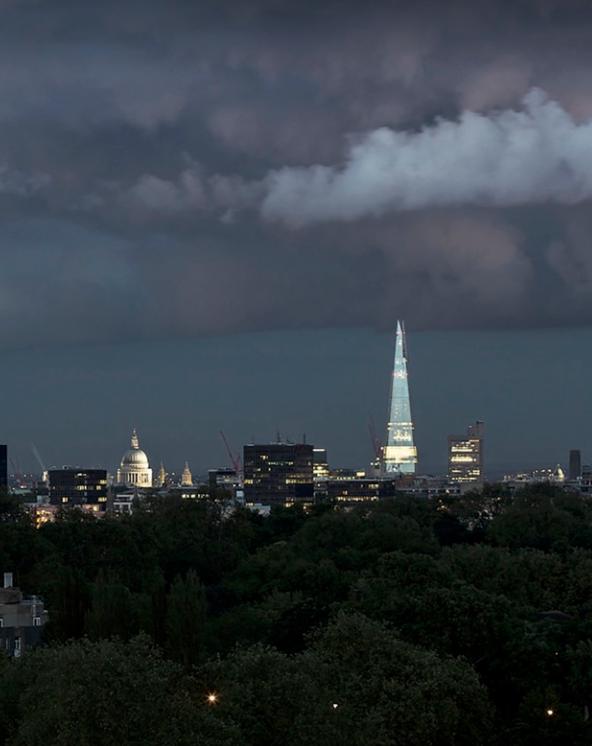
[313,448,329,498]
[448,421,485,484]
[313,448,329,480]
[243,443,314,506]
[0,445,6,491]
[383,321,418,474]
[569,450,582,481]
[48,468,108,511]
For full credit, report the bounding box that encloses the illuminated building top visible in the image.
[383,321,418,475]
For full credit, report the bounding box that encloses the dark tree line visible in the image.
[1,486,592,744]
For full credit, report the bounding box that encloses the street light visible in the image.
[207,692,219,705]
[546,708,554,717]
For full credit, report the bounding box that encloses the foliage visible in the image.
[200,612,492,746]
[0,636,236,746]
[1,485,592,744]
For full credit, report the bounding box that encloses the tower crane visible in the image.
[219,431,242,476]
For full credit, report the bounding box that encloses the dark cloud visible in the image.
[1,0,592,348]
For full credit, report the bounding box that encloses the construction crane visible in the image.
[31,443,46,473]
[31,443,48,484]
[9,457,19,480]
[219,431,242,475]
[368,416,383,461]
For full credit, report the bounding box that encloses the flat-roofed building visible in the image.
[448,421,485,484]
[326,477,399,503]
[48,468,108,510]
[569,450,582,481]
[243,443,314,506]
[0,572,48,657]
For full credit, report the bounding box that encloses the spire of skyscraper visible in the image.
[383,320,418,474]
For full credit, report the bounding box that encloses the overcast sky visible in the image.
[1,0,591,475]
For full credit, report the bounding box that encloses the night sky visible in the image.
[1,0,591,476]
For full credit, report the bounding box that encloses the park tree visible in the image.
[165,570,206,666]
[0,636,237,746]
[201,612,493,746]
[85,572,141,641]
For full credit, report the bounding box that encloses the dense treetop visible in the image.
[1,486,592,744]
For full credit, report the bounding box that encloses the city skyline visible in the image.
[2,325,590,479]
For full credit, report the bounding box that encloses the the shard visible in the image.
[383,320,418,474]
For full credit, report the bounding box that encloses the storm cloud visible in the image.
[261,91,592,224]
[1,0,592,347]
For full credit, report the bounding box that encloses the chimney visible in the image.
[3,572,13,588]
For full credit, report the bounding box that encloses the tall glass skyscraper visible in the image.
[383,321,418,474]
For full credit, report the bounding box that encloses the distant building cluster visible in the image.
[2,319,588,518]
[2,321,588,664]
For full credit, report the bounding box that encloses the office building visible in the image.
[313,448,329,497]
[0,445,6,491]
[448,421,485,484]
[0,572,48,657]
[326,477,399,503]
[208,467,240,496]
[383,321,418,474]
[569,450,582,481]
[243,443,314,506]
[581,465,592,494]
[313,448,329,480]
[48,468,108,510]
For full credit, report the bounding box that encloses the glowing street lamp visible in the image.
[545,708,554,717]
[207,692,219,705]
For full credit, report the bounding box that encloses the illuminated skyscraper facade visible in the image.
[383,321,418,475]
[448,421,485,484]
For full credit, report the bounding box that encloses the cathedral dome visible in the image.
[116,429,153,488]
[120,448,149,469]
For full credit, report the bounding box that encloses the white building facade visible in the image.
[116,429,153,488]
